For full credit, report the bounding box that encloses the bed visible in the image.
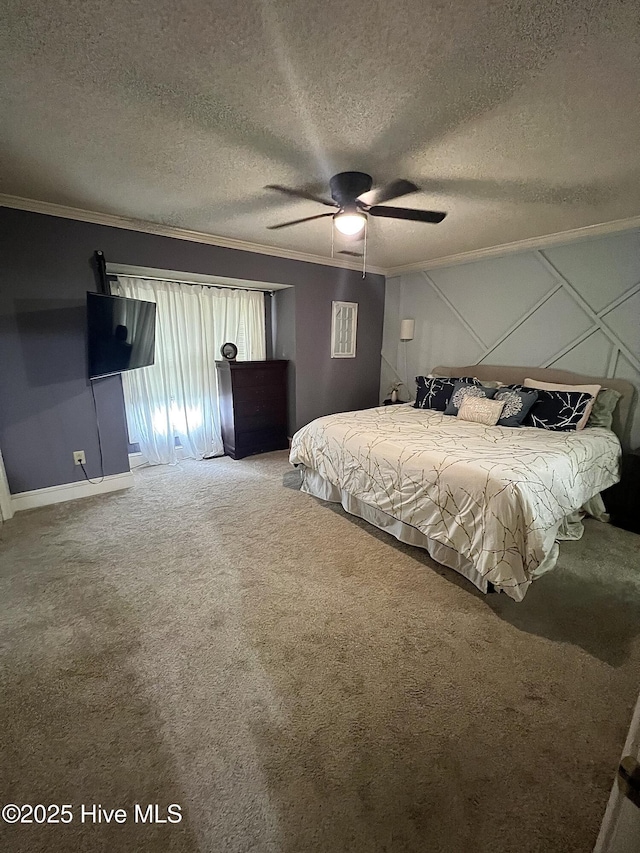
[289,365,636,602]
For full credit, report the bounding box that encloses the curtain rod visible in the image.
[105,262,290,293]
[110,272,275,293]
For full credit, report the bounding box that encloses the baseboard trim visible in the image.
[11,471,134,512]
[128,452,148,470]
[128,448,191,467]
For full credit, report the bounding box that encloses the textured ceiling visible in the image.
[2,0,640,270]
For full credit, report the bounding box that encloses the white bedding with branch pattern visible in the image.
[289,404,620,601]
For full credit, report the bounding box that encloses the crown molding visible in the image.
[3,193,639,280]
[0,194,386,276]
[385,213,640,277]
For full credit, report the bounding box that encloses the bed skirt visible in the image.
[299,468,608,598]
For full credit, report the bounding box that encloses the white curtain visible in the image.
[113,277,266,465]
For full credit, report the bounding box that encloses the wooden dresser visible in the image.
[215,360,289,459]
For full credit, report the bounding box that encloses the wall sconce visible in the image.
[400,318,415,341]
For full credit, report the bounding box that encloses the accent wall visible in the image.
[382,229,640,446]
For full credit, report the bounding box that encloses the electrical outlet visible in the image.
[73,450,86,466]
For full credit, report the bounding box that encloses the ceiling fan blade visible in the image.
[338,250,363,257]
[265,184,337,207]
[358,179,419,207]
[267,212,335,230]
[369,206,447,223]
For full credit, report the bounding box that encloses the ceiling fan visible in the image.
[266,171,447,234]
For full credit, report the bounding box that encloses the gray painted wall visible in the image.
[0,207,385,494]
[293,270,385,432]
[263,293,273,360]
[273,270,386,434]
[272,288,297,434]
[382,229,640,446]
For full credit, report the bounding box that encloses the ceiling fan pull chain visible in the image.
[331,222,334,259]
[362,220,368,279]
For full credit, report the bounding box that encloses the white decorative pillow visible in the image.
[475,378,502,388]
[523,378,600,430]
[457,397,505,425]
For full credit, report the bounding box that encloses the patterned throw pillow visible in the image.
[493,387,539,428]
[457,397,506,426]
[523,378,600,430]
[414,376,478,411]
[444,381,497,416]
[527,389,596,431]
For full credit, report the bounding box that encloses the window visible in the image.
[112,276,266,464]
[331,301,358,358]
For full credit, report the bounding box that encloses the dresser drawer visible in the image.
[234,395,285,418]
[235,410,287,431]
[235,427,288,457]
[232,384,286,406]
[231,365,286,389]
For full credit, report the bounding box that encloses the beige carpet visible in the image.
[1,452,639,853]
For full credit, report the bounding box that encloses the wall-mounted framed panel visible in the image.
[331,301,358,358]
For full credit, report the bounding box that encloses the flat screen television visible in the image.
[87,291,156,380]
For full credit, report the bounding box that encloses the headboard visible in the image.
[433,364,637,450]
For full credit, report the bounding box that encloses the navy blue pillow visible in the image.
[526,389,594,431]
[493,387,538,427]
[444,381,497,415]
[414,376,479,411]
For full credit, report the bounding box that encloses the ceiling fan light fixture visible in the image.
[266,173,446,231]
[334,210,367,235]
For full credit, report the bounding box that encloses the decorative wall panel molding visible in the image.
[382,229,640,446]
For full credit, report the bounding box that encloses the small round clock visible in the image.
[220,341,238,361]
